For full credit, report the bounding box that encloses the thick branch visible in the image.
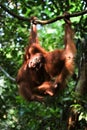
[0,3,30,21]
[36,10,87,24]
[0,3,87,24]
[0,66,16,82]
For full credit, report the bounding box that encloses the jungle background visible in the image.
[0,0,87,130]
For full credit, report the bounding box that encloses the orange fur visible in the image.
[17,16,76,102]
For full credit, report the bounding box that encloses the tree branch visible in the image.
[0,3,87,24]
[0,3,30,21]
[0,66,16,82]
[36,10,87,25]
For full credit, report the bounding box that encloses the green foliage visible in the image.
[0,0,87,130]
[38,21,64,51]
